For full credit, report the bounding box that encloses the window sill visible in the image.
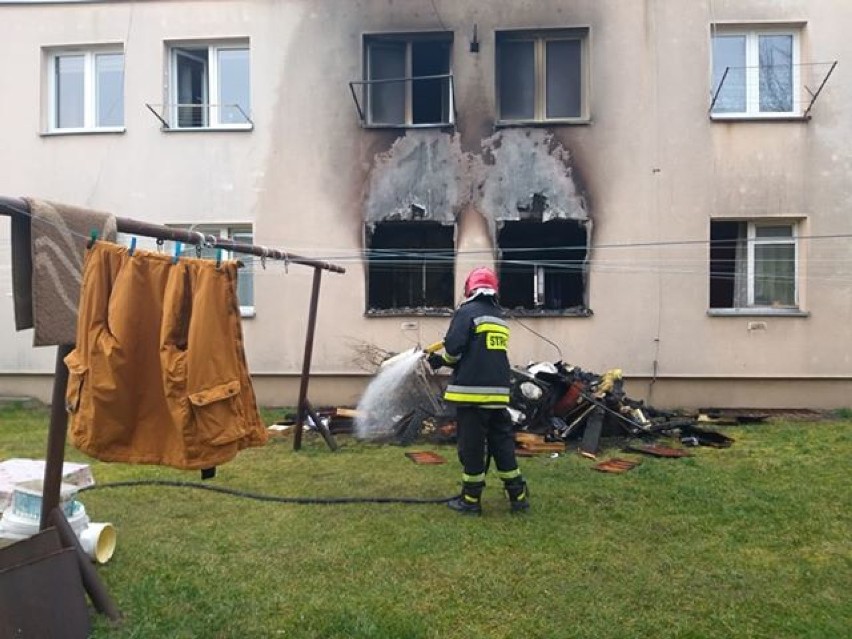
[707,308,809,318]
[41,127,126,136]
[709,114,809,123]
[361,123,454,130]
[505,307,593,318]
[365,308,453,318]
[495,118,591,128]
[161,125,253,133]
[240,306,256,319]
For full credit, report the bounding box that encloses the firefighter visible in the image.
[428,267,529,515]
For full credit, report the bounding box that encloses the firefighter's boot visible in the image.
[504,479,530,513]
[447,481,484,515]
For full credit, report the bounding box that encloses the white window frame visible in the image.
[164,224,256,318]
[747,221,798,308]
[710,26,801,119]
[495,28,590,125]
[46,47,125,133]
[168,41,252,130]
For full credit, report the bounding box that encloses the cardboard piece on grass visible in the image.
[593,458,641,473]
[405,451,446,465]
[626,443,692,458]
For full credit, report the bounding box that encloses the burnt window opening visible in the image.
[498,220,587,312]
[367,222,455,311]
[360,34,453,127]
[710,220,799,310]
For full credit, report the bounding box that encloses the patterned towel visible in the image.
[11,198,117,346]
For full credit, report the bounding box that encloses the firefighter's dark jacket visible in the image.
[441,294,510,406]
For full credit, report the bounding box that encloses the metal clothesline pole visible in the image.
[0,195,345,520]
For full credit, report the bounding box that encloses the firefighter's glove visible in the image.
[427,353,445,371]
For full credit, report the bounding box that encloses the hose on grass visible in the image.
[79,479,455,505]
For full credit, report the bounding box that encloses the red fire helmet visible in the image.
[464,267,499,297]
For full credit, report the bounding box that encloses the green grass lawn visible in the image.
[1,403,850,639]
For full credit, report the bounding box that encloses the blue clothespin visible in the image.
[129,237,137,256]
[215,248,223,268]
[173,241,182,264]
[87,229,98,249]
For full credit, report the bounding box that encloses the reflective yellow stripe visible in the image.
[497,468,522,480]
[463,495,479,503]
[475,323,510,336]
[443,352,460,364]
[463,473,486,483]
[444,391,510,404]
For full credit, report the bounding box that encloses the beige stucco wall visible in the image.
[0,0,850,408]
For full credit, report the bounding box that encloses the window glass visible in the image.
[218,48,250,124]
[96,53,124,127]
[754,243,795,306]
[231,231,254,308]
[175,48,209,127]
[759,35,793,112]
[56,54,85,128]
[411,41,451,125]
[368,43,406,125]
[712,35,746,113]
[498,40,535,120]
[756,225,793,239]
[546,39,582,118]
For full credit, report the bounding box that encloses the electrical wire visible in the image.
[79,479,454,505]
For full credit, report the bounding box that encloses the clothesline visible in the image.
[0,196,345,275]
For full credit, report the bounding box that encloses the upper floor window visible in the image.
[710,220,799,312]
[711,27,800,117]
[496,29,588,124]
[168,42,251,129]
[360,33,453,127]
[47,47,124,132]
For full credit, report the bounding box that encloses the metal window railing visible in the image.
[348,73,456,127]
[709,61,837,118]
[144,103,253,129]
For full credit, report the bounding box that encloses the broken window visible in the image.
[711,27,800,117]
[709,220,798,310]
[361,33,453,127]
[496,29,587,123]
[168,42,251,129]
[497,220,587,312]
[366,222,454,311]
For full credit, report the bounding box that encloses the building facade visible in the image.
[0,0,850,408]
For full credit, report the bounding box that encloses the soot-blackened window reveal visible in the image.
[498,220,587,312]
[367,222,454,311]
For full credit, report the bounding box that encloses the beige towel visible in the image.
[13,198,117,346]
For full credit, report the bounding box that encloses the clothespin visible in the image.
[173,242,182,264]
[87,229,98,249]
[129,237,137,256]
[261,247,268,270]
[156,238,164,253]
[283,251,290,274]
[216,248,223,268]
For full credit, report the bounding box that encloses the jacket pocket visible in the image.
[64,350,87,414]
[187,380,245,446]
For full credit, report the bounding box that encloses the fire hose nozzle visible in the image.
[423,341,444,354]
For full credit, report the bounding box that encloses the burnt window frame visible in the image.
[497,219,590,317]
[365,221,455,316]
[495,27,590,126]
[360,31,455,129]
